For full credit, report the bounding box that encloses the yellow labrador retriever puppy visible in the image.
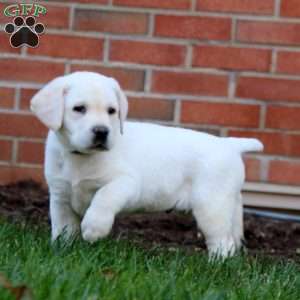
[31,72,263,258]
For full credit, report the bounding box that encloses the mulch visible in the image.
[1,180,300,260]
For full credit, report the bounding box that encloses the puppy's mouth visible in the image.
[71,143,109,155]
[89,143,109,151]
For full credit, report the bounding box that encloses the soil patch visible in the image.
[1,181,300,260]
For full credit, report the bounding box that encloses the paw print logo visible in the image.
[4,16,45,48]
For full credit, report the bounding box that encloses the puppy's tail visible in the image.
[227,137,264,153]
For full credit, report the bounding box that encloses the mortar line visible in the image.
[14,86,20,110]
[270,49,277,73]
[185,44,193,68]
[65,63,71,74]
[11,139,18,165]
[231,18,237,44]
[144,69,152,93]
[69,4,76,30]
[148,13,155,37]
[260,157,270,182]
[174,99,181,123]
[103,37,110,63]
[274,0,281,17]
[259,104,267,130]
[190,0,197,11]
[228,72,236,99]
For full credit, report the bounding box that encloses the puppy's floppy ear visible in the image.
[30,76,68,131]
[110,78,128,135]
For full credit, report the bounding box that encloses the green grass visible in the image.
[0,222,299,300]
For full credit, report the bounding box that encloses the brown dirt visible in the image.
[1,181,300,259]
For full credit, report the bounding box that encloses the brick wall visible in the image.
[0,0,300,186]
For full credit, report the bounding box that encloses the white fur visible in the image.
[31,72,263,258]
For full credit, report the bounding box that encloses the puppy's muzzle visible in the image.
[91,125,109,149]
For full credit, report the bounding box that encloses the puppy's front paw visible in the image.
[81,210,114,243]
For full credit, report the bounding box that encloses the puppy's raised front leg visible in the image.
[81,176,139,243]
[49,182,80,241]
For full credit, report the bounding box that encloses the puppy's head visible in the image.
[30,72,128,154]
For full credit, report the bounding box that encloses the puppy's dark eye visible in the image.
[73,105,86,114]
[108,107,116,115]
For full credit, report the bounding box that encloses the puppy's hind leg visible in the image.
[232,193,244,251]
[192,191,237,259]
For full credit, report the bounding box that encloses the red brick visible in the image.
[280,0,300,17]
[266,105,300,131]
[20,88,38,111]
[110,40,186,66]
[197,0,274,14]
[18,141,44,164]
[0,58,65,83]
[0,113,47,138]
[237,20,300,45]
[268,160,300,185]
[0,166,44,185]
[277,51,300,75]
[128,97,174,120]
[28,34,103,60]
[113,0,190,9]
[236,76,300,102]
[152,71,228,96]
[193,45,271,71]
[70,64,145,91]
[154,15,231,41]
[0,87,15,109]
[229,130,300,157]
[0,32,20,54]
[39,5,70,29]
[244,158,261,182]
[181,101,260,127]
[0,139,12,162]
[74,9,148,35]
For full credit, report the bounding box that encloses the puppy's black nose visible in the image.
[92,126,109,143]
